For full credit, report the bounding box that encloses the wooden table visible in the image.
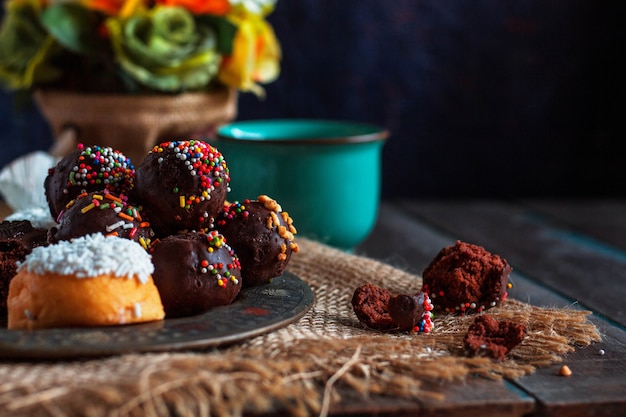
[353,199,626,417]
[1,199,624,416]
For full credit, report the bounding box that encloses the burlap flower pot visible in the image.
[34,87,238,166]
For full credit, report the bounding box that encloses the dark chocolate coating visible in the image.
[44,146,135,220]
[48,191,154,247]
[388,294,427,331]
[0,221,48,313]
[422,241,511,314]
[134,141,230,237]
[150,231,242,318]
[216,199,297,287]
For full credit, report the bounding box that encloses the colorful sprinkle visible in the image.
[65,144,135,195]
[149,141,230,211]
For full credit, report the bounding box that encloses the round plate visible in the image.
[0,272,313,360]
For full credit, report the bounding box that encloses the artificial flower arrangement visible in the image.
[0,0,281,96]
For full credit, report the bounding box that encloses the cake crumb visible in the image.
[559,365,572,377]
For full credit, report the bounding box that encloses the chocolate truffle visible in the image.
[44,144,135,221]
[463,314,527,360]
[0,221,48,314]
[134,140,230,236]
[422,241,512,314]
[351,283,396,330]
[150,230,242,318]
[352,283,434,333]
[48,191,154,250]
[388,292,434,333]
[216,196,299,287]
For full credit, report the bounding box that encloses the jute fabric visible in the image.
[0,238,600,417]
[33,88,238,164]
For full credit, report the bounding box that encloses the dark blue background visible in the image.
[2,0,625,199]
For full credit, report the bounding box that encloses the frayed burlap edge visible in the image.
[0,239,600,417]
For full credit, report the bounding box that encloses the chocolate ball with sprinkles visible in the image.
[422,241,513,314]
[216,195,299,287]
[135,140,230,237]
[48,191,154,250]
[44,144,135,221]
[150,230,242,318]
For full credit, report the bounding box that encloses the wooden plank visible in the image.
[522,199,626,253]
[513,327,626,417]
[356,202,456,275]
[416,378,534,417]
[330,391,422,417]
[331,372,534,417]
[506,270,626,417]
[396,200,626,327]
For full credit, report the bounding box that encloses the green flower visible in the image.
[107,5,221,92]
[0,0,62,90]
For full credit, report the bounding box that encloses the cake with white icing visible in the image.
[7,234,164,329]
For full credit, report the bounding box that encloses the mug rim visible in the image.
[216,119,389,145]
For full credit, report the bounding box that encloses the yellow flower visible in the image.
[218,12,280,96]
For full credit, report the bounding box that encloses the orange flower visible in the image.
[154,0,230,15]
[82,0,145,16]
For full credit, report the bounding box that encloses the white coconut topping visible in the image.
[17,234,154,284]
[5,205,57,229]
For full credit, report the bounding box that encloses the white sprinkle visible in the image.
[18,234,154,284]
[134,303,142,318]
[123,223,134,229]
[599,349,606,356]
[106,221,125,232]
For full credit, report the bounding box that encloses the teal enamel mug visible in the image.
[215,119,389,250]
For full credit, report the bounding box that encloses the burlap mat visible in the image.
[0,239,600,417]
[33,88,238,164]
